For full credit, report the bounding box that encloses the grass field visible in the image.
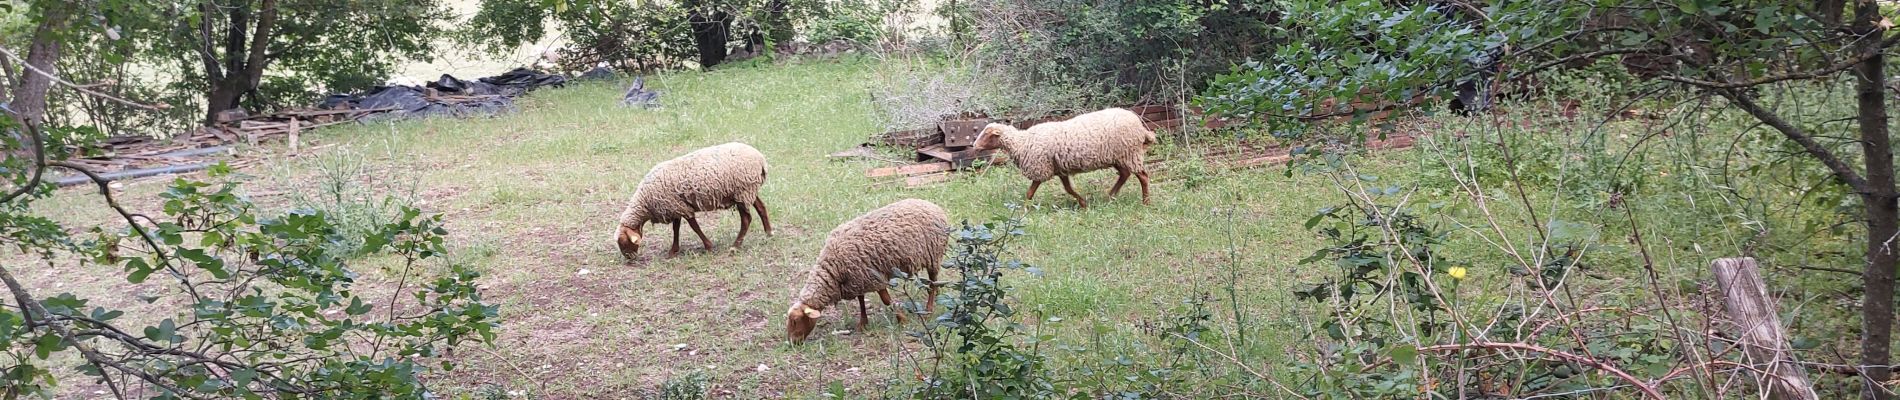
[28,58,1431,398]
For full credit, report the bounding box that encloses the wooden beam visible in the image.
[1711,257,1818,400]
[865,162,953,178]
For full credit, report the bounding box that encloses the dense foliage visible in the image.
[6,0,453,132]
[960,0,1280,112]
[1198,0,1895,397]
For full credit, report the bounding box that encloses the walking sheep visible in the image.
[786,199,948,343]
[615,142,772,260]
[972,107,1157,208]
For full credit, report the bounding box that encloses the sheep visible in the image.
[972,107,1157,208]
[786,198,948,343]
[614,142,772,260]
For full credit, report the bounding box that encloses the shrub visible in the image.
[656,371,712,400]
[1,161,499,397]
[901,217,1060,398]
[281,146,421,259]
[960,0,1280,114]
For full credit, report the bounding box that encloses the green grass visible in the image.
[27,56,1876,398]
[26,58,1424,398]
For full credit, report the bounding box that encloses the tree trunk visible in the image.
[1853,1,1896,399]
[10,4,72,125]
[204,83,245,123]
[196,0,279,124]
[1817,0,1847,25]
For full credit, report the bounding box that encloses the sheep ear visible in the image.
[802,305,822,319]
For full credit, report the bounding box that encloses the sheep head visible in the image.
[973,123,1014,150]
[786,303,822,343]
[616,225,643,260]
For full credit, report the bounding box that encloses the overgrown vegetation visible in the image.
[10,0,1900,398]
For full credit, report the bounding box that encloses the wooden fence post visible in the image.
[1711,257,1819,400]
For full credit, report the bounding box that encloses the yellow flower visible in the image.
[1448,266,1468,280]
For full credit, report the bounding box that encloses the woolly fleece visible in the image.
[792,198,949,310]
[981,107,1157,182]
[616,142,768,229]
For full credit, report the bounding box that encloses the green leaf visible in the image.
[125,257,152,283]
[345,297,372,316]
[1388,343,1417,365]
[34,333,62,359]
[1303,213,1326,229]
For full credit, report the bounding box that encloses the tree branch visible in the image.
[1659,33,1900,89]
[1422,341,1666,399]
[1717,89,1871,194]
[0,105,47,205]
[1508,47,1666,82]
[0,48,169,111]
[240,0,279,82]
[0,263,215,400]
[48,161,204,302]
[193,0,225,82]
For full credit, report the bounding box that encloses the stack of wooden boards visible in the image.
[866,105,1205,187]
[863,104,1418,189]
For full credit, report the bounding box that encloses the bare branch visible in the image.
[0,47,170,112]
[0,106,47,205]
[1422,341,1666,399]
[1659,34,1900,90]
[1717,89,1871,194]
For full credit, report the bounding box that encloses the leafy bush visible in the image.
[960,0,1279,113]
[893,215,1221,399]
[282,146,422,259]
[1,106,499,396]
[902,217,1060,398]
[801,0,912,44]
[466,0,699,72]
[656,370,711,400]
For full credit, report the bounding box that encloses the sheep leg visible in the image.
[1059,175,1088,208]
[686,217,714,251]
[926,267,939,313]
[733,203,752,248]
[669,221,683,257]
[751,198,774,235]
[1108,166,1132,197]
[1025,180,1043,200]
[877,288,905,324]
[1136,170,1152,205]
[857,295,870,331]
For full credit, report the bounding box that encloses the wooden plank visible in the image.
[866,162,953,178]
[915,144,954,163]
[1143,118,1185,132]
[238,120,288,130]
[904,172,951,188]
[1366,135,1416,150]
[1711,258,1818,400]
[877,128,942,148]
[1231,155,1291,169]
[288,117,301,151]
[1128,105,1179,122]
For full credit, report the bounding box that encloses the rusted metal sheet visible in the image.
[939,119,987,148]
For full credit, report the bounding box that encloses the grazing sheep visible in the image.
[786,199,948,343]
[614,142,772,260]
[973,107,1157,208]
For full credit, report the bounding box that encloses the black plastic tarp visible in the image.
[316,68,566,121]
